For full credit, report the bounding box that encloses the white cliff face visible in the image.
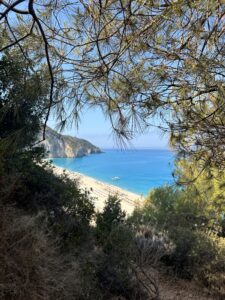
[40,127,101,158]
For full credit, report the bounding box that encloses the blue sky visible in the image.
[48,107,169,149]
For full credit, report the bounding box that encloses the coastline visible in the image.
[52,164,142,215]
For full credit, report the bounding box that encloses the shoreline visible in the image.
[51,164,142,214]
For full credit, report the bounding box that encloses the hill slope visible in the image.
[41,126,101,158]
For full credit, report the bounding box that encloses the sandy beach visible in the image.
[52,164,142,215]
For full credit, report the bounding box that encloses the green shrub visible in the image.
[130,185,225,289]
[95,197,137,298]
[1,158,95,249]
[96,195,126,245]
[97,224,147,300]
[95,197,163,299]
[0,54,47,157]
[192,232,225,296]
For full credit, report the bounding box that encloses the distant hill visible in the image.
[41,126,101,158]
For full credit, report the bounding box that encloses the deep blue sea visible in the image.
[52,149,175,195]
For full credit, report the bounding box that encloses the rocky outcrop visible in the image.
[41,126,101,158]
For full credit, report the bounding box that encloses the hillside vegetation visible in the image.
[1,53,224,300]
[1,0,225,299]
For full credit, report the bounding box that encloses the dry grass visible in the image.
[0,203,86,300]
[0,205,57,299]
[0,202,107,300]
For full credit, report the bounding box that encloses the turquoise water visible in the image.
[52,149,175,195]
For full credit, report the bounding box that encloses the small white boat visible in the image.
[112,176,120,181]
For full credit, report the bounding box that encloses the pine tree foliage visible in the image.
[0,1,225,166]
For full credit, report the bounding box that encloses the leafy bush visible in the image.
[97,224,140,299]
[0,154,95,250]
[95,197,135,298]
[130,185,225,291]
[95,196,165,299]
[192,232,225,297]
[96,195,126,245]
[175,159,225,236]
[0,54,48,158]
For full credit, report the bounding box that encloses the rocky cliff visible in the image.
[41,126,101,158]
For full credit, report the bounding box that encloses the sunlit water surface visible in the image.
[52,149,174,195]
